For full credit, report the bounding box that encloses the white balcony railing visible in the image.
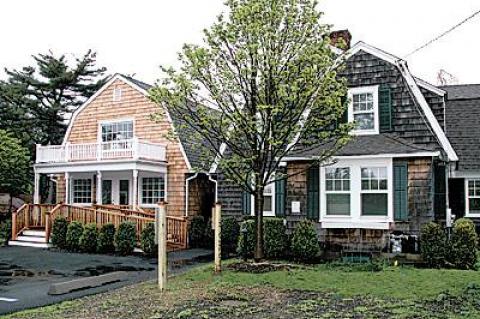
[36,139,166,164]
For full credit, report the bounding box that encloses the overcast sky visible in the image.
[0,0,479,85]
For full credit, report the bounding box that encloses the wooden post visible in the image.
[157,201,168,291]
[214,202,222,273]
[11,212,17,241]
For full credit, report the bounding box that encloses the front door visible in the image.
[102,180,113,204]
[119,180,130,206]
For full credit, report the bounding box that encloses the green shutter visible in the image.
[307,165,320,220]
[433,161,447,219]
[242,191,251,215]
[393,162,408,221]
[379,85,392,132]
[340,96,348,124]
[275,178,286,217]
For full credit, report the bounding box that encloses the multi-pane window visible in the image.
[101,121,133,142]
[468,180,480,214]
[325,167,350,215]
[72,179,92,204]
[113,87,122,102]
[141,177,165,204]
[263,183,273,214]
[352,92,375,131]
[361,167,388,216]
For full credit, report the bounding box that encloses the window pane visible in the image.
[326,194,350,215]
[263,196,272,212]
[379,179,388,190]
[470,198,480,213]
[354,113,374,130]
[326,180,333,191]
[361,180,369,190]
[362,194,388,216]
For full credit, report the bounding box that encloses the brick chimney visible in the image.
[328,30,352,50]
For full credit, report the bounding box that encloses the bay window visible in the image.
[325,167,350,215]
[466,179,480,215]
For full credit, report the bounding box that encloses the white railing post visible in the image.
[35,144,41,163]
[133,137,139,159]
[97,142,102,161]
[65,143,70,162]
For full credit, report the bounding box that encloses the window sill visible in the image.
[320,220,391,230]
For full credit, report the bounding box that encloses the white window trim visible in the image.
[250,181,276,217]
[348,85,380,136]
[360,167,389,216]
[71,177,93,205]
[97,118,135,143]
[320,158,393,229]
[140,175,166,207]
[465,179,480,217]
[113,86,122,102]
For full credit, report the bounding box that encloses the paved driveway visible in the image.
[0,246,212,315]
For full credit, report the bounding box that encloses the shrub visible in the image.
[115,222,137,255]
[141,223,156,257]
[291,220,320,262]
[264,218,288,259]
[97,223,116,253]
[65,221,84,252]
[0,219,11,246]
[237,219,256,258]
[449,218,478,269]
[79,223,98,253]
[420,222,447,268]
[221,216,240,257]
[189,216,206,248]
[50,217,68,249]
[204,218,214,249]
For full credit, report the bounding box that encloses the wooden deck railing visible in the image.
[12,204,57,240]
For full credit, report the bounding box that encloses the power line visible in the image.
[405,8,480,58]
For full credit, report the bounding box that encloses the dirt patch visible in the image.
[226,261,303,273]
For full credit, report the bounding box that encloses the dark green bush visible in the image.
[115,222,136,255]
[97,223,116,253]
[264,218,288,259]
[449,218,478,269]
[0,219,11,246]
[420,222,447,268]
[189,216,206,248]
[79,223,98,253]
[51,217,68,249]
[221,216,240,257]
[237,219,256,258]
[65,221,83,252]
[291,220,320,262]
[204,218,214,249]
[141,223,156,257]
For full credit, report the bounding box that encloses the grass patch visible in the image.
[4,261,480,319]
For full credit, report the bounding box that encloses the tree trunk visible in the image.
[254,189,265,261]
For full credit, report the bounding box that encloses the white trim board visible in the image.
[282,151,440,162]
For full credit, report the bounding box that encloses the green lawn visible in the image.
[4,261,480,319]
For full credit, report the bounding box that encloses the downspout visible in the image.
[185,173,199,217]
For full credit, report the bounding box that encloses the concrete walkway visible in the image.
[0,246,213,315]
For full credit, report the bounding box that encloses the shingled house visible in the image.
[215,40,464,253]
[11,38,480,253]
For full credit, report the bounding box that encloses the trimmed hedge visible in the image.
[141,223,157,257]
[189,216,206,248]
[237,218,288,259]
[65,221,83,252]
[115,222,136,255]
[449,218,478,269]
[420,222,447,268]
[264,218,288,259]
[291,220,320,262]
[221,216,240,257]
[0,219,11,246]
[79,223,98,253]
[97,223,116,253]
[51,217,68,249]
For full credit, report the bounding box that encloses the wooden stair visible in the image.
[9,228,51,248]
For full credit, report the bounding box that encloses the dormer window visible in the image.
[113,87,122,102]
[348,86,379,135]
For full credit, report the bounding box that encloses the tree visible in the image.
[0,50,107,147]
[0,50,107,202]
[0,130,30,211]
[151,0,351,260]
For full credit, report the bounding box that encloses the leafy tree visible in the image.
[151,0,351,260]
[0,50,107,147]
[0,131,30,202]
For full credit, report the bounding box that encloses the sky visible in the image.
[0,0,479,85]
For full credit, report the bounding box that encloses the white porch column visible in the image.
[65,172,70,204]
[96,171,102,205]
[132,169,139,209]
[33,171,40,204]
